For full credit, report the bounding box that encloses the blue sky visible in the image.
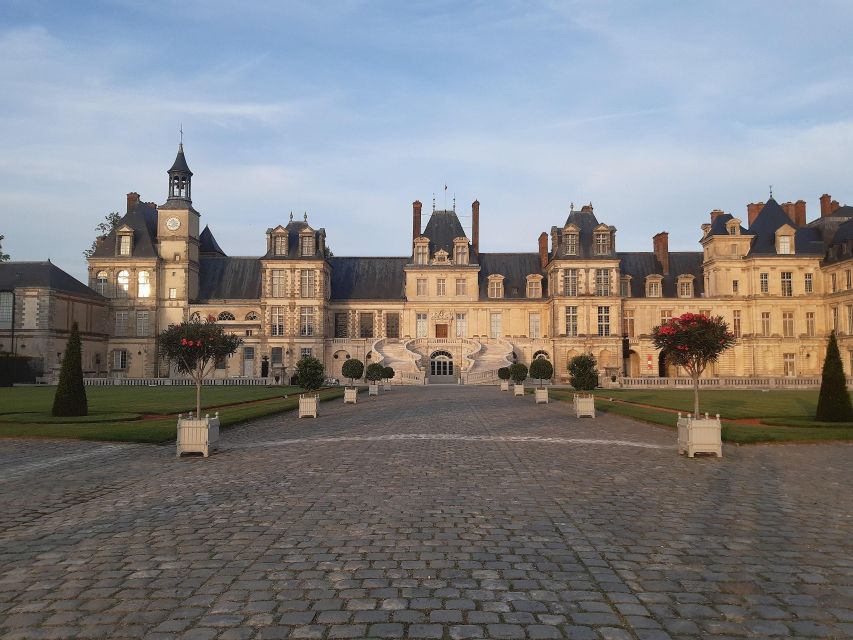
[2,1,853,281]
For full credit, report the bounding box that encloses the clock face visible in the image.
[166,217,181,231]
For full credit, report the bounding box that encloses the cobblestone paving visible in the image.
[1,386,851,639]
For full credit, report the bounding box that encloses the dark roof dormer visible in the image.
[422,210,469,256]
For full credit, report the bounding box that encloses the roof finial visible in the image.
[453,193,456,212]
[289,211,293,222]
[180,123,183,146]
[769,184,773,199]
[432,193,436,212]
[303,211,308,222]
[570,202,574,212]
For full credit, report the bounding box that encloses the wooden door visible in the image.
[435,324,448,338]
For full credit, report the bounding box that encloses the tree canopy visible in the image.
[296,356,325,391]
[568,354,598,391]
[529,358,554,387]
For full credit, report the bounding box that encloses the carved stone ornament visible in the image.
[431,310,452,322]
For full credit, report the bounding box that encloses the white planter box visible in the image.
[176,414,220,457]
[513,384,525,396]
[368,383,379,396]
[344,387,358,404]
[677,413,722,458]
[299,394,319,418]
[383,382,391,391]
[500,380,510,392]
[535,388,549,404]
[574,394,595,418]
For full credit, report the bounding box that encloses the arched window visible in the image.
[137,271,150,298]
[533,350,550,360]
[190,312,201,322]
[116,270,129,298]
[429,350,454,377]
[245,311,259,321]
[95,271,108,296]
[218,311,236,321]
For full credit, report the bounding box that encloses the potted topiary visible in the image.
[382,365,395,391]
[341,358,364,404]
[498,366,511,392]
[529,358,553,404]
[295,355,324,418]
[52,322,88,417]
[509,363,528,396]
[366,362,384,396]
[568,353,597,418]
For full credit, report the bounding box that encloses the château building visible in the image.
[79,144,853,384]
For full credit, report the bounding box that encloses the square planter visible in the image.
[500,380,510,392]
[299,394,319,418]
[513,383,525,396]
[535,388,549,404]
[677,413,722,458]
[574,394,595,418]
[368,383,379,396]
[176,413,220,457]
[344,387,358,404]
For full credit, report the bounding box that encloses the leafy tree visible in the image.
[509,363,528,384]
[652,312,736,416]
[382,366,395,381]
[157,319,242,419]
[0,234,9,262]
[529,358,554,388]
[83,211,122,259]
[816,331,853,421]
[51,322,87,416]
[296,356,325,391]
[568,354,598,392]
[341,358,364,386]
[497,367,511,381]
[365,362,385,382]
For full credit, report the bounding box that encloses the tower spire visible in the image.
[167,141,193,202]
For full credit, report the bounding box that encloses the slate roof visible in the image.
[90,202,159,258]
[199,226,226,256]
[329,257,408,300]
[708,213,750,236]
[262,219,327,259]
[551,206,616,259]
[422,210,468,257]
[197,257,262,300]
[748,199,824,255]
[168,144,193,175]
[0,261,104,300]
[617,252,705,298]
[478,253,543,299]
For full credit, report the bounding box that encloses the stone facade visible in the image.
[84,144,853,383]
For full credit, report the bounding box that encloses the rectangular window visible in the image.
[137,271,151,298]
[597,306,610,336]
[488,280,503,299]
[565,306,578,337]
[620,278,630,298]
[271,347,283,365]
[832,273,837,293]
[168,287,177,299]
[300,236,315,256]
[118,235,131,256]
[660,309,672,324]
[594,232,610,255]
[490,312,502,339]
[782,312,794,338]
[529,313,541,339]
[760,273,768,293]
[334,312,348,338]
[565,233,578,255]
[848,270,852,290]
[527,280,542,298]
[300,270,315,298]
[833,306,839,331]
[416,313,427,338]
[436,278,446,296]
[415,245,428,265]
[679,281,692,297]
[783,353,795,377]
[245,329,253,337]
[115,311,128,337]
[778,236,792,255]
[273,235,287,256]
[455,278,467,296]
[622,309,635,338]
[563,269,578,296]
[805,273,813,293]
[806,311,815,337]
[300,347,312,359]
[271,270,285,297]
[455,313,467,338]
[0,292,12,329]
[848,305,853,336]
[454,245,467,264]
[215,354,227,369]
[732,280,739,294]
[300,307,315,336]
[136,310,148,337]
[761,311,771,336]
[386,312,400,339]
[417,278,427,296]
[359,312,374,339]
[781,272,792,297]
[732,310,741,338]
[113,349,127,369]
[595,268,610,296]
[271,306,285,336]
[648,281,661,297]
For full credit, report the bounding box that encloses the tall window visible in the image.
[660,310,672,324]
[300,306,315,336]
[455,278,467,296]
[300,270,316,298]
[0,292,13,329]
[778,236,792,254]
[647,280,661,297]
[781,272,792,297]
[136,310,149,337]
[271,347,283,365]
[563,269,578,296]
[565,306,577,337]
[806,311,815,337]
[783,353,796,377]
[597,306,610,336]
[782,312,794,338]
[760,273,768,293]
[455,313,467,338]
[359,312,374,338]
[488,279,503,299]
[848,270,852,290]
[454,244,467,264]
[273,235,287,255]
[415,245,429,264]
[490,312,502,339]
[116,270,129,298]
[416,313,427,338]
[565,233,578,255]
[622,310,635,338]
[732,310,741,338]
[679,281,693,298]
[761,311,771,336]
[115,311,128,337]
[847,305,853,336]
[386,312,400,338]
[832,273,837,293]
[95,271,108,296]
[732,279,739,294]
[527,279,542,298]
[595,269,610,296]
[300,235,315,256]
[118,235,131,256]
[594,232,610,255]
[271,306,285,336]
[417,278,427,296]
[135,271,150,298]
[529,313,541,338]
[620,278,630,298]
[334,312,348,338]
[271,270,285,297]
[113,349,128,369]
[436,278,446,296]
[805,273,813,293]
[169,287,177,299]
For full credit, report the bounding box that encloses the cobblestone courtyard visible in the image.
[1,386,851,639]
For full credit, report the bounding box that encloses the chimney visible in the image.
[653,232,669,275]
[412,200,422,239]
[471,200,480,255]
[747,201,764,227]
[781,202,796,224]
[538,232,548,270]
[793,200,806,226]
[710,209,726,224]
[820,194,832,217]
[127,192,140,214]
[832,199,840,214]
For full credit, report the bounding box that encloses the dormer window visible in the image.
[488,275,504,299]
[414,240,429,265]
[594,231,611,255]
[646,275,663,298]
[565,233,579,255]
[453,240,468,265]
[778,235,792,255]
[433,249,449,264]
[117,233,132,256]
[677,275,695,298]
[620,276,631,298]
[273,235,287,256]
[300,234,315,257]
[726,220,741,236]
[526,275,543,299]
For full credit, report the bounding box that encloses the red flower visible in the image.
[196,340,203,347]
[180,338,187,345]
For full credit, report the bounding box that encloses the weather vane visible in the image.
[769,184,773,199]
[180,124,183,145]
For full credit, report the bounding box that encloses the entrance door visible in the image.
[386,313,400,339]
[243,347,255,377]
[435,323,448,338]
[429,350,455,383]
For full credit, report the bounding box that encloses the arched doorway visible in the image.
[658,350,669,378]
[429,350,455,383]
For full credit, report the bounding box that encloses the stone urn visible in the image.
[677,412,722,458]
[176,412,220,457]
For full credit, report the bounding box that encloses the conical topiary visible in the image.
[52,322,88,416]
[816,331,853,422]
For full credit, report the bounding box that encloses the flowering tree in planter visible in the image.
[652,312,736,417]
[157,319,243,420]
